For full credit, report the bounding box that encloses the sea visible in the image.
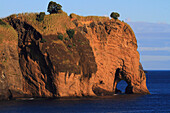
[0,71,170,113]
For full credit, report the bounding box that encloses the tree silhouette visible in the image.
[47,1,62,14]
[110,12,120,20]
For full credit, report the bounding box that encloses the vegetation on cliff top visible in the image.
[2,1,136,38]
[5,11,75,35]
[0,19,18,44]
[70,13,110,22]
[2,0,135,45]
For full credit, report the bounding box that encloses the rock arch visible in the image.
[113,68,130,94]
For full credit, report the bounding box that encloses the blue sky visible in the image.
[0,0,170,70]
[1,0,170,24]
[129,22,170,70]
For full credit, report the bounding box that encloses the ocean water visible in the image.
[0,71,170,113]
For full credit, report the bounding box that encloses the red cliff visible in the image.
[0,12,150,100]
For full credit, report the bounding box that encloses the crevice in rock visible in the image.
[7,18,57,96]
[73,31,97,79]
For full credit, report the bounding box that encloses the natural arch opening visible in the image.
[116,80,128,94]
[114,68,130,94]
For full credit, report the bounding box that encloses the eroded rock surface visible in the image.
[0,13,150,100]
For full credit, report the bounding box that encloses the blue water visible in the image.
[0,71,170,113]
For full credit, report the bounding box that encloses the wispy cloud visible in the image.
[139,47,170,51]
[141,55,170,61]
[128,22,170,33]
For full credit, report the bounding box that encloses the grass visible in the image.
[6,12,76,35]
[4,12,110,38]
[0,21,18,44]
[70,13,109,22]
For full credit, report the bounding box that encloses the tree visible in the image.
[110,12,120,20]
[47,1,62,14]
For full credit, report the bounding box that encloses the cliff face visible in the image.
[0,13,149,100]
[0,22,23,100]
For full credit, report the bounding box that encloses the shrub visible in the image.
[40,38,46,43]
[73,43,76,47]
[66,29,75,39]
[58,34,63,40]
[47,1,62,14]
[37,12,45,22]
[110,12,120,20]
[68,45,72,48]
[65,37,69,41]
[78,39,81,42]
[0,19,6,25]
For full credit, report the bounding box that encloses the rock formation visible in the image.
[0,12,150,100]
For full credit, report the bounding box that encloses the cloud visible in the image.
[141,55,170,61]
[128,22,170,33]
[138,47,170,51]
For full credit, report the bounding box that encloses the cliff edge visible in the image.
[0,12,150,100]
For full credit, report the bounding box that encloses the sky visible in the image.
[128,22,170,70]
[0,0,170,70]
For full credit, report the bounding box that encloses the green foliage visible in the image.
[73,43,76,47]
[40,38,46,43]
[0,19,6,25]
[110,12,120,20]
[43,26,46,29]
[37,12,45,22]
[65,37,69,41]
[58,34,63,40]
[68,44,72,48]
[47,1,62,14]
[66,29,75,39]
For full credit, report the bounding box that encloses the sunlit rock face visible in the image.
[0,13,150,100]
